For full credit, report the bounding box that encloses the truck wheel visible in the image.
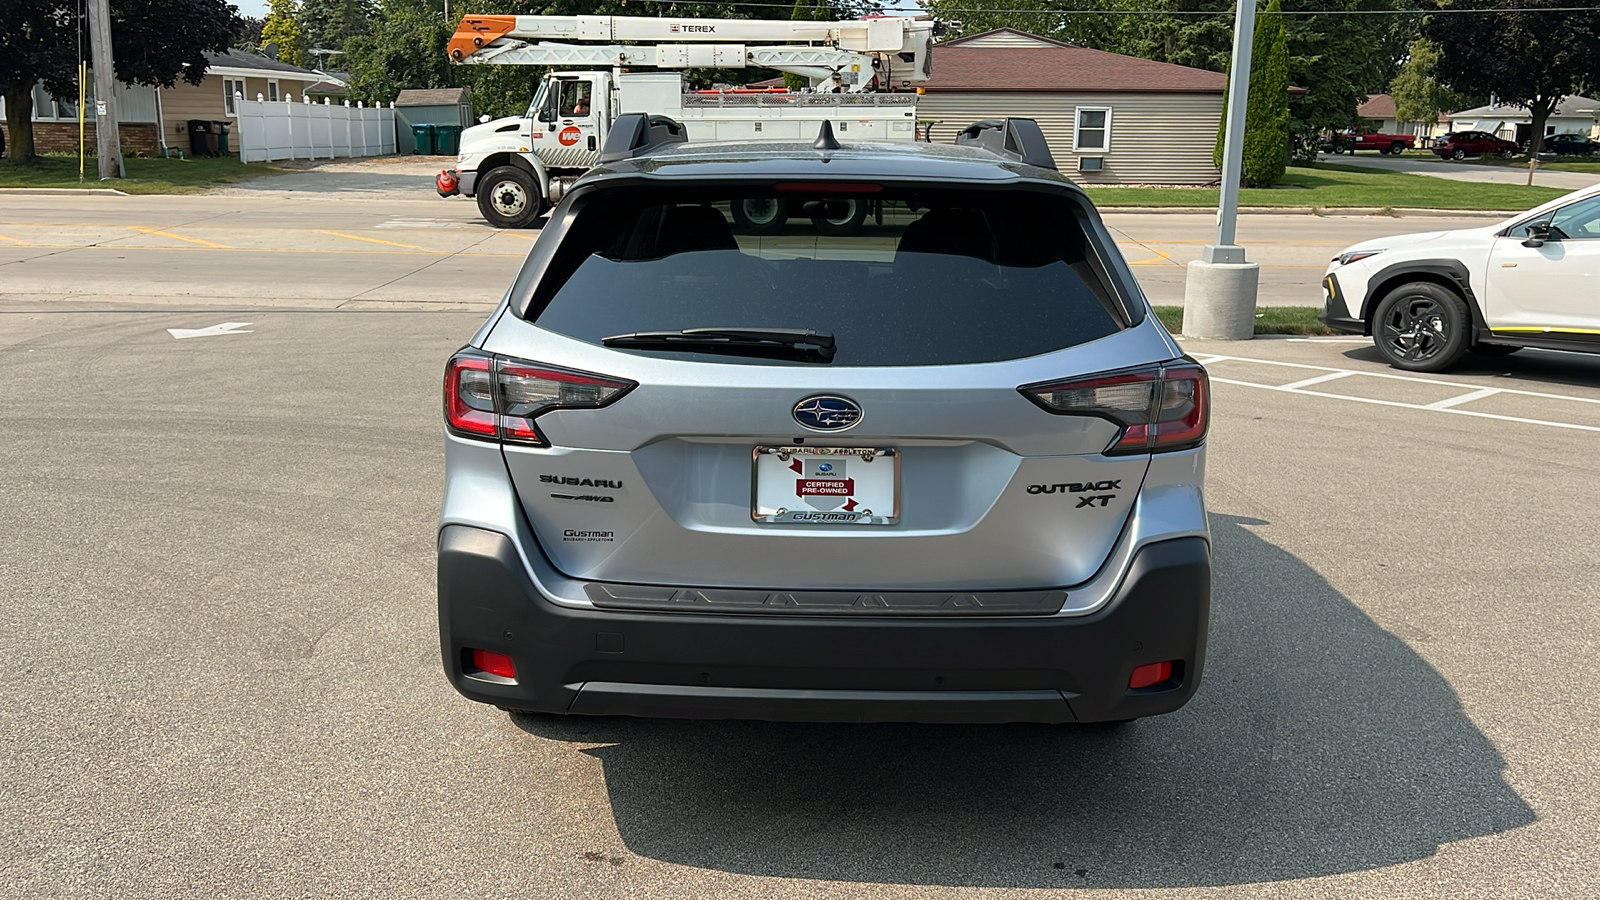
[730,197,786,234]
[810,198,869,236]
[476,165,544,229]
[1388,142,1405,155]
[1331,143,1345,155]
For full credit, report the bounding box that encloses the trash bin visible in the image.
[410,123,436,156]
[434,124,463,157]
[214,120,232,155]
[187,119,218,157]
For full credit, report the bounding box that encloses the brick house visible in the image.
[2,50,331,158]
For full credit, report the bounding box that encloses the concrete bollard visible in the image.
[1183,259,1260,340]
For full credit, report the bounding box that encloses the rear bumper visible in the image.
[437,525,1211,724]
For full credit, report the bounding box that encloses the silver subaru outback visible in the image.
[438,116,1211,725]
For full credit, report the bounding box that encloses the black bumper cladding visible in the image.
[1318,273,1366,335]
[437,525,1211,724]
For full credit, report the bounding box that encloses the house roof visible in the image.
[304,81,348,95]
[396,87,470,107]
[1358,93,1397,119]
[916,27,1228,94]
[1449,95,1600,120]
[202,49,320,77]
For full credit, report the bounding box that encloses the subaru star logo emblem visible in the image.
[793,395,863,432]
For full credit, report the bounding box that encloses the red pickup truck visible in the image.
[1323,129,1416,155]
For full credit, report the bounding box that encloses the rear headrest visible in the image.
[655,205,738,256]
[894,208,996,264]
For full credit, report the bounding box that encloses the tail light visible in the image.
[1019,360,1209,455]
[444,349,635,447]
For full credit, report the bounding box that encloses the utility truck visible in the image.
[435,14,932,228]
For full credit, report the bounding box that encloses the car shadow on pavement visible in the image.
[511,514,1534,888]
[1342,344,1600,389]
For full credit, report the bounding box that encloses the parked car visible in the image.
[1432,131,1519,160]
[1320,183,1600,371]
[437,115,1213,725]
[1528,133,1599,157]
[1323,128,1415,155]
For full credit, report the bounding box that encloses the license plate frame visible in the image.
[751,446,900,525]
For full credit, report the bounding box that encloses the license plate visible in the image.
[752,447,899,525]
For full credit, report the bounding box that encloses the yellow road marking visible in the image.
[0,233,27,244]
[313,229,425,249]
[132,226,233,249]
[1126,249,1174,266]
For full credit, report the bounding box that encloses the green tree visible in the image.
[1,0,237,159]
[1216,0,1289,187]
[1424,0,1600,156]
[262,0,307,67]
[1388,37,1461,129]
[299,0,375,54]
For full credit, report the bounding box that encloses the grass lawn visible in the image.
[1153,305,1335,337]
[0,154,279,194]
[1087,162,1567,210]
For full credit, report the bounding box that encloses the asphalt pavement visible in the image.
[1324,152,1600,191]
[0,183,1508,308]
[4,177,1600,897]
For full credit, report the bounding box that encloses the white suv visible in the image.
[1321,184,1600,371]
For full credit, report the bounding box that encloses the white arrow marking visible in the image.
[167,322,254,340]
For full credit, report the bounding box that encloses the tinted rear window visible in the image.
[525,186,1129,366]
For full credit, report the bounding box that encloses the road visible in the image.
[2,303,1598,898]
[1324,152,1600,191]
[0,181,1508,308]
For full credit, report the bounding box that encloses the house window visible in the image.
[224,78,243,115]
[268,80,279,102]
[1074,107,1112,153]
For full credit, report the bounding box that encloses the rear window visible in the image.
[525,186,1130,367]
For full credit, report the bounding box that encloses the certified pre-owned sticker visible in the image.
[562,529,614,542]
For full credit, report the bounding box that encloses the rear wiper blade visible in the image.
[601,327,836,362]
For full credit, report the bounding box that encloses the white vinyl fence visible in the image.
[236,93,397,163]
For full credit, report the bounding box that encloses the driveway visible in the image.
[1326,152,1600,191]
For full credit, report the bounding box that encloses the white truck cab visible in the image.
[439,69,920,228]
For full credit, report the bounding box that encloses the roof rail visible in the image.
[954,118,1057,170]
[600,113,688,163]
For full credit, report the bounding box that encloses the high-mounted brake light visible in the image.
[444,350,635,447]
[1019,360,1209,455]
[772,182,884,194]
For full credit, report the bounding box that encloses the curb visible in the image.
[0,187,130,196]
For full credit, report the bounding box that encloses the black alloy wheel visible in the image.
[1373,282,1470,372]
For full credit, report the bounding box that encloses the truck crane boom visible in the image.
[447,14,932,89]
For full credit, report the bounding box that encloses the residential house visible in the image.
[1445,95,1600,146]
[1357,93,1448,140]
[910,28,1232,184]
[0,49,329,158]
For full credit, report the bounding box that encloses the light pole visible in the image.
[1182,0,1260,341]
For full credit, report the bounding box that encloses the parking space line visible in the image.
[1278,371,1354,391]
[1210,377,1600,433]
[1202,354,1600,405]
[1427,387,1502,410]
[312,229,425,249]
[131,226,233,249]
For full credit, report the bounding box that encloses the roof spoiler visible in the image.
[600,113,688,163]
[954,118,1057,170]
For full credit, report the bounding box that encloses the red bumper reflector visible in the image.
[1129,661,1173,690]
[471,648,516,679]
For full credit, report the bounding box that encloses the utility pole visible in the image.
[1182,0,1260,341]
[87,0,123,179]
